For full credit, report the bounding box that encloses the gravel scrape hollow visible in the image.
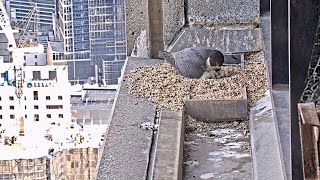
[125,51,268,111]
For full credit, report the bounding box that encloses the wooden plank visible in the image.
[298,103,320,126]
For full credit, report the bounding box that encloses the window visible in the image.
[47,114,51,118]
[0,97,1,101]
[9,96,14,100]
[24,96,26,100]
[0,106,2,110]
[58,96,63,100]
[46,105,63,109]
[9,106,14,110]
[25,106,26,110]
[59,114,63,118]
[34,55,37,58]
[10,115,15,119]
[34,114,39,121]
[33,91,38,100]
[0,115,2,119]
[46,96,50,100]
[25,114,27,118]
[34,105,39,109]
[33,71,41,80]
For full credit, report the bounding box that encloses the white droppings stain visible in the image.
[212,132,243,143]
[207,158,222,162]
[251,90,272,113]
[210,128,235,136]
[184,141,196,145]
[209,150,250,159]
[184,160,200,166]
[224,142,243,149]
[196,133,207,138]
[200,173,216,179]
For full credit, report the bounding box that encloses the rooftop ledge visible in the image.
[96,56,286,180]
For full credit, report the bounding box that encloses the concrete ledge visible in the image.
[249,89,286,180]
[185,87,247,122]
[168,27,263,53]
[96,58,163,180]
[153,108,185,180]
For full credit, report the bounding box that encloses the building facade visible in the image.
[53,0,126,85]
[0,64,72,137]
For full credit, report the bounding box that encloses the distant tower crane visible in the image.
[0,0,44,138]
[13,0,39,48]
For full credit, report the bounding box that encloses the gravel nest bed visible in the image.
[185,115,248,135]
[125,51,268,111]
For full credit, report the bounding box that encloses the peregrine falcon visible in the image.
[158,47,224,78]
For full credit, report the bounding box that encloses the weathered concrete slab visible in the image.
[185,88,247,122]
[153,109,185,180]
[187,0,260,26]
[249,90,286,180]
[125,0,149,56]
[168,28,263,53]
[96,58,163,180]
[148,0,164,58]
[126,0,184,56]
[163,0,185,48]
[272,85,291,180]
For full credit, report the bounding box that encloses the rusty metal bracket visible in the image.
[298,102,320,179]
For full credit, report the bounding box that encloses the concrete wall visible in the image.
[162,0,185,47]
[125,0,149,56]
[125,0,185,57]
[66,148,99,180]
[290,0,320,179]
[25,53,47,66]
[0,157,48,179]
[126,0,260,57]
[187,0,260,26]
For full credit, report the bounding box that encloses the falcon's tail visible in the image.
[158,51,175,66]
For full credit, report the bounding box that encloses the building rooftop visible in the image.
[0,121,106,160]
[48,41,64,52]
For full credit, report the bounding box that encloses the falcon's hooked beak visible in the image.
[206,57,221,72]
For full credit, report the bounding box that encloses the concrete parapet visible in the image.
[96,58,163,180]
[153,108,185,180]
[168,27,263,53]
[125,0,260,56]
[125,0,149,56]
[187,0,260,26]
[249,90,286,180]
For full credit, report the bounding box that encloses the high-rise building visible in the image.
[51,0,126,85]
[5,0,56,48]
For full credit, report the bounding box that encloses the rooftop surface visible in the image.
[48,41,64,52]
[0,122,106,160]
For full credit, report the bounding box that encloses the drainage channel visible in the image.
[146,112,160,180]
[183,115,252,180]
